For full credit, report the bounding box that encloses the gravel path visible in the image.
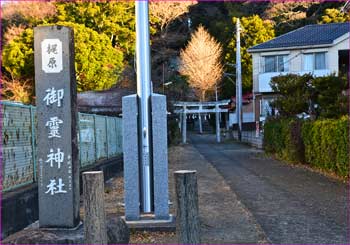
[101,141,268,243]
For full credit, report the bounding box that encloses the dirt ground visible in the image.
[95,144,267,244]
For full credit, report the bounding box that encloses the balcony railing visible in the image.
[258,69,331,92]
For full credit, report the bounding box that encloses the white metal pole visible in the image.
[162,63,165,94]
[236,19,242,141]
[136,0,152,213]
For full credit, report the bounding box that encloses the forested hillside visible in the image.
[1,1,348,103]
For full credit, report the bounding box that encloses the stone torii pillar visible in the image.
[216,104,221,143]
[198,105,203,134]
[182,105,187,144]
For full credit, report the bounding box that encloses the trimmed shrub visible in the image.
[302,117,349,177]
[264,117,349,177]
[264,118,304,163]
[284,119,304,163]
[263,118,285,154]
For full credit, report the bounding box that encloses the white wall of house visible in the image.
[251,33,350,94]
[328,34,350,74]
[229,112,255,126]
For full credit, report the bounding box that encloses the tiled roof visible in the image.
[249,22,350,51]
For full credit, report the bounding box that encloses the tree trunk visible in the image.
[201,90,206,102]
[83,171,108,244]
[174,170,200,244]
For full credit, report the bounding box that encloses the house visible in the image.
[248,22,350,122]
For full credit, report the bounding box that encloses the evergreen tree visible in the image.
[2,22,124,92]
[55,1,136,58]
[320,8,350,24]
[312,75,348,118]
[269,74,313,117]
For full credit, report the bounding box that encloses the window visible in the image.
[260,99,273,117]
[315,53,326,70]
[303,52,326,71]
[263,55,288,73]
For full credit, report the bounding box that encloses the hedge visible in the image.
[263,118,304,163]
[264,117,349,178]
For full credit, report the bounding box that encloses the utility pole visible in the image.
[162,63,165,94]
[236,19,242,141]
[136,0,152,213]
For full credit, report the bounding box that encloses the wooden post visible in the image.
[174,170,200,244]
[83,171,108,244]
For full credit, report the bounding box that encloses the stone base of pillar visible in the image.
[122,214,175,231]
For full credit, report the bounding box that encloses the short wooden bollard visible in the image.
[174,170,200,244]
[83,171,108,244]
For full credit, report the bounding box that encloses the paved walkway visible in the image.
[168,143,268,244]
[190,133,348,244]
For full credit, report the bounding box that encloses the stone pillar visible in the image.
[215,105,221,143]
[198,106,203,134]
[182,106,187,144]
[123,94,170,221]
[179,113,182,131]
[151,94,169,219]
[34,26,79,228]
[122,95,140,220]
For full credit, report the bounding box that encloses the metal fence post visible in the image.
[30,105,37,182]
[105,116,108,159]
[78,113,82,167]
[114,117,118,154]
[93,114,98,162]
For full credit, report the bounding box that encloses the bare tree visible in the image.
[180,25,223,101]
[4,25,26,44]
[1,75,33,104]
[2,1,57,25]
[149,1,197,36]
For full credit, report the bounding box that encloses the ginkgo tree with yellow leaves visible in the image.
[180,25,223,102]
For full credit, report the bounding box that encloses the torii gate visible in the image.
[174,100,230,143]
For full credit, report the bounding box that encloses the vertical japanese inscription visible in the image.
[34,26,79,228]
[41,39,63,73]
